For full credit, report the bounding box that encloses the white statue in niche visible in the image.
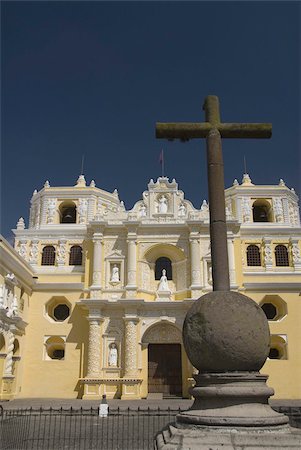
[110,264,120,282]
[178,203,186,217]
[139,203,147,217]
[108,343,118,367]
[158,269,170,292]
[158,195,168,214]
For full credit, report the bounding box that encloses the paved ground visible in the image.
[1,397,301,409]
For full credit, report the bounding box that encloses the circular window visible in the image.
[53,304,70,321]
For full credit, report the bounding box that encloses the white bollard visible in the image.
[99,394,109,417]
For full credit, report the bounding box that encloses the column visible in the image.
[4,331,14,376]
[190,236,202,289]
[86,313,103,378]
[90,232,103,294]
[227,237,237,286]
[126,237,137,295]
[123,317,139,377]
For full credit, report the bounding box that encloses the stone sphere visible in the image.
[183,291,270,372]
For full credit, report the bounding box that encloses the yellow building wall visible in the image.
[19,290,89,398]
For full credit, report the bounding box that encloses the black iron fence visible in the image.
[0,406,180,450]
[0,405,300,450]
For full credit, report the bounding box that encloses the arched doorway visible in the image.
[143,323,182,397]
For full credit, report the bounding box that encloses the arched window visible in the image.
[246,245,261,266]
[69,245,82,265]
[252,200,272,222]
[60,203,77,223]
[275,245,289,267]
[41,246,56,265]
[155,257,172,280]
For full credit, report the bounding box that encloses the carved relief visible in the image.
[78,198,88,224]
[273,198,284,223]
[29,240,39,264]
[57,241,67,265]
[17,241,27,260]
[289,202,300,226]
[242,198,251,223]
[47,198,56,224]
[264,242,273,266]
[291,243,301,264]
[143,323,181,344]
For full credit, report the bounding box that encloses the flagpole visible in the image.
[162,150,164,177]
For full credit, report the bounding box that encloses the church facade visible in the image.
[0,174,301,400]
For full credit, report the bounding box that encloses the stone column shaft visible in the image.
[91,234,103,289]
[87,318,102,377]
[227,238,236,285]
[190,238,202,288]
[126,239,137,288]
[124,318,138,377]
[4,331,14,376]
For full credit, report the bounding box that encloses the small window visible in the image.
[261,303,277,320]
[69,245,82,265]
[155,257,172,280]
[246,245,261,266]
[41,246,56,265]
[53,304,70,321]
[275,245,289,267]
[268,335,287,360]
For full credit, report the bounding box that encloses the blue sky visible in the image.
[2,1,300,240]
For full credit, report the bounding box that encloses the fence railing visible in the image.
[0,406,180,450]
[0,405,300,450]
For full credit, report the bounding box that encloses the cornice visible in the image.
[0,236,34,291]
[33,282,84,291]
[243,282,301,291]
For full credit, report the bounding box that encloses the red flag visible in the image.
[159,149,165,176]
[159,149,164,164]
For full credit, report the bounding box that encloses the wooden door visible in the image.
[148,344,182,396]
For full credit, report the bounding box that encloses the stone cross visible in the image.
[156,95,272,291]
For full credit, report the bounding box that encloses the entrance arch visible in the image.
[142,323,183,397]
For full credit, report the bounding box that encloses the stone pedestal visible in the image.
[156,424,301,449]
[155,291,301,449]
[156,290,171,301]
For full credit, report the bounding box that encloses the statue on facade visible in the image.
[110,264,120,282]
[158,269,170,291]
[158,195,168,214]
[178,203,186,217]
[139,203,147,217]
[108,343,118,367]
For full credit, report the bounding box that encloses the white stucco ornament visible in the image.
[16,217,25,230]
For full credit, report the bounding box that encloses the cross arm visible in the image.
[156,123,212,141]
[156,122,272,140]
[218,123,272,139]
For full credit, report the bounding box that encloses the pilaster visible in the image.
[90,231,104,297]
